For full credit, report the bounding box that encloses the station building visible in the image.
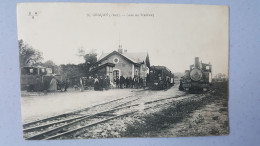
[91,45,150,82]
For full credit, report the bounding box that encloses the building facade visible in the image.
[91,47,150,82]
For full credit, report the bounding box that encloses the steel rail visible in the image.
[24,100,141,140]
[23,116,85,132]
[44,94,200,140]
[144,95,206,111]
[23,96,139,132]
[45,111,138,140]
[25,93,197,140]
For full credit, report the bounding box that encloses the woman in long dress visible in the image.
[94,77,99,91]
[49,77,57,91]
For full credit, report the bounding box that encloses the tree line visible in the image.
[19,39,98,85]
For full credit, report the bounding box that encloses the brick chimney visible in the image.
[118,48,123,54]
[118,44,123,54]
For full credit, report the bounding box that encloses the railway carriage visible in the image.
[148,65,175,90]
[20,66,67,92]
[179,57,212,92]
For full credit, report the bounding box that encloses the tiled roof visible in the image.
[98,51,147,63]
[98,53,109,61]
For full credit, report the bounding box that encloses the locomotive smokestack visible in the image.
[185,70,189,76]
[194,57,199,68]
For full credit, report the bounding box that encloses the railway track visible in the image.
[23,95,140,137]
[23,92,207,140]
[23,96,125,128]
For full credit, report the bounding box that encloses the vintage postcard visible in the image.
[17,3,229,140]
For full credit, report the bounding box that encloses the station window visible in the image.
[135,69,138,76]
[113,57,119,64]
[113,70,119,80]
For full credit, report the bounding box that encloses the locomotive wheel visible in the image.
[60,86,66,92]
[179,83,184,91]
[27,84,34,92]
[179,86,184,91]
[163,84,167,89]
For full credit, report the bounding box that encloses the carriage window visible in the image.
[21,68,28,75]
[41,68,45,73]
[46,68,53,74]
[29,69,33,74]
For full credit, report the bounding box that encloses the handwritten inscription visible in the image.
[86,13,155,18]
[28,11,38,19]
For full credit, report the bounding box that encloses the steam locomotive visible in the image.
[179,57,212,92]
[148,65,175,90]
[20,66,67,92]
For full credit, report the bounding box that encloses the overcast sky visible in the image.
[17,3,229,75]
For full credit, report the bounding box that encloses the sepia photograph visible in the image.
[17,3,229,140]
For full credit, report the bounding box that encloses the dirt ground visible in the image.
[20,86,184,124]
[20,88,135,123]
[69,82,229,139]
[20,82,229,138]
[120,81,229,138]
[157,95,229,137]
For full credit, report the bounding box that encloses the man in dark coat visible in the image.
[105,76,110,90]
[167,78,171,89]
[115,77,120,88]
[132,77,135,88]
[99,76,104,91]
[146,73,150,87]
[64,78,69,91]
[134,76,139,89]
[129,77,133,88]
[139,77,144,89]
[90,76,94,89]
[125,77,129,88]
[120,75,125,89]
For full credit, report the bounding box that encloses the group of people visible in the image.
[49,76,69,92]
[114,76,145,89]
[93,76,111,91]
[79,75,146,91]
[80,76,111,91]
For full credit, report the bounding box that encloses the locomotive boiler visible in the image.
[179,57,212,92]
